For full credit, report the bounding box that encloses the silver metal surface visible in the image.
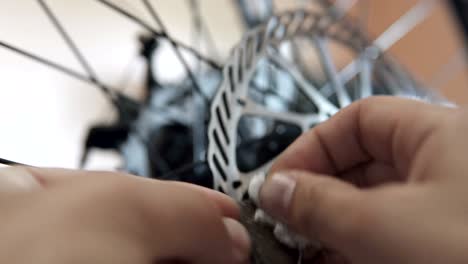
[207,7,440,200]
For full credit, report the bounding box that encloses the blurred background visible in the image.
[0,0,466,170]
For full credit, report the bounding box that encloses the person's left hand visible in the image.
[0,167,250,264]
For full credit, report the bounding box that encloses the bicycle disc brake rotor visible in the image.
[207,9,439,200]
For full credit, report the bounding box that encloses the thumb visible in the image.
[259,170,368,246]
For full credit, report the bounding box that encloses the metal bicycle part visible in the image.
[207,3,444,200]
[0,0,461,188]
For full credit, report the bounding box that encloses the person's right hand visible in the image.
[258,96,468,263]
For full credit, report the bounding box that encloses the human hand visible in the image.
[258,96,468,263]
[0,167,250,263]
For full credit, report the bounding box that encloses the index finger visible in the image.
[133,181,246,263]
[270,96,452,177]
[170,181,240,219]
[25,167,240,218]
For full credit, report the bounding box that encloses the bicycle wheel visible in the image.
[0,1,467,263]
[0,0,466,193]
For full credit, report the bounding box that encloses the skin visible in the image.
[259,96,468,263]
[0,167,250,264]
[3,95,468,263]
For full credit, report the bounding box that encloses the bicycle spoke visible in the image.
[0,1,122,104]
[142,0,209,103]
[356,0,372,99]
[250,81,295,106]
[267,62,275,103]
[37,0,99,84]
[95,0,221,70]
[187,0,221,60]
[38,0,122,102]
[313,36,352,107]
[188,0,202,71]
[266,51,338,115]
[373,0,436,51]
[0,40,117,101]
[377,63,406,95]
[358,56,373,98]
[159,160,207,180]
[141,0,166,32]
[243,98,325,131]
[320,0,436,98]
[0,157,27,166]
[187,0,206,162]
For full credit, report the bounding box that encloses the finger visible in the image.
[24,167,79,187]
[0,166,41,192]
[27,167,240,218]
[340,161,400,188]
[28,169,249,262]
[127,180,250,263]
[171,181,240,219]
[259,170,370,247]
[270,96,451,178]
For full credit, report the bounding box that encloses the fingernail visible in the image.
[223,218,251,262]
[259,173,297,219]
[0,167,40,192]
[248,172,265,206]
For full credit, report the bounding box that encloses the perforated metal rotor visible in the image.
[207,8,435,200]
